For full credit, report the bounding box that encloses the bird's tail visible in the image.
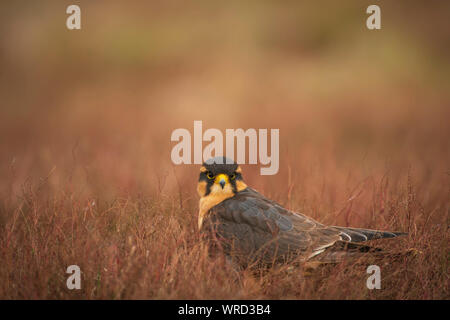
[305,228,408,266]
[304,240,420,271]
[330,226,407,243]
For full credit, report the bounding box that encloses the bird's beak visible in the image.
[215,174,228,189]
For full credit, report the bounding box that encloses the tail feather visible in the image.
[308,240,416,265]
[313,241,380,263]
[331,226,407,243]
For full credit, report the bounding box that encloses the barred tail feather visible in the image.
[331,226,407,243]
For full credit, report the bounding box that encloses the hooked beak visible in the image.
[215,173,229,189]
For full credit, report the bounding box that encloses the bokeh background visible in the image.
[0,1,448,299]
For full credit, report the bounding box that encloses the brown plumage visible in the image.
[198,157,406,268]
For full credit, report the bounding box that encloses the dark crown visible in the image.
[203,157,238,175]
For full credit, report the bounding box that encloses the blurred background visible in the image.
[0,0,449,222]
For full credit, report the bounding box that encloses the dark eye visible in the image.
[230,173,236,180]
[206,172,215,179]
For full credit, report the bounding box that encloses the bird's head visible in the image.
[197,157,247,198]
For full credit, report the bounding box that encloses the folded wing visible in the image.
[202,187,406,265]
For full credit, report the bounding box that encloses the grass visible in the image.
[0,107,447,299]
[0,0,448,299]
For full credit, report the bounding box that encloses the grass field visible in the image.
[0,1,448,299]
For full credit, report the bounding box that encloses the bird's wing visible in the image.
[204,188,405,264]
[204,188,342,263]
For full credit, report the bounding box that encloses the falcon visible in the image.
[197,157,406,267]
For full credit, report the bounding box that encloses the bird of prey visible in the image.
[197,157,406,268]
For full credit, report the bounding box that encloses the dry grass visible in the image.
[0,1,449,299]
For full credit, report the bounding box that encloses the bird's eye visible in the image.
[230,173,236,180]
[206,173,214,179]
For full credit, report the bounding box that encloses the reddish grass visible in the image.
[0,98,447,299]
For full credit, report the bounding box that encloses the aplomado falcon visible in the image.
[197,157,406,267]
